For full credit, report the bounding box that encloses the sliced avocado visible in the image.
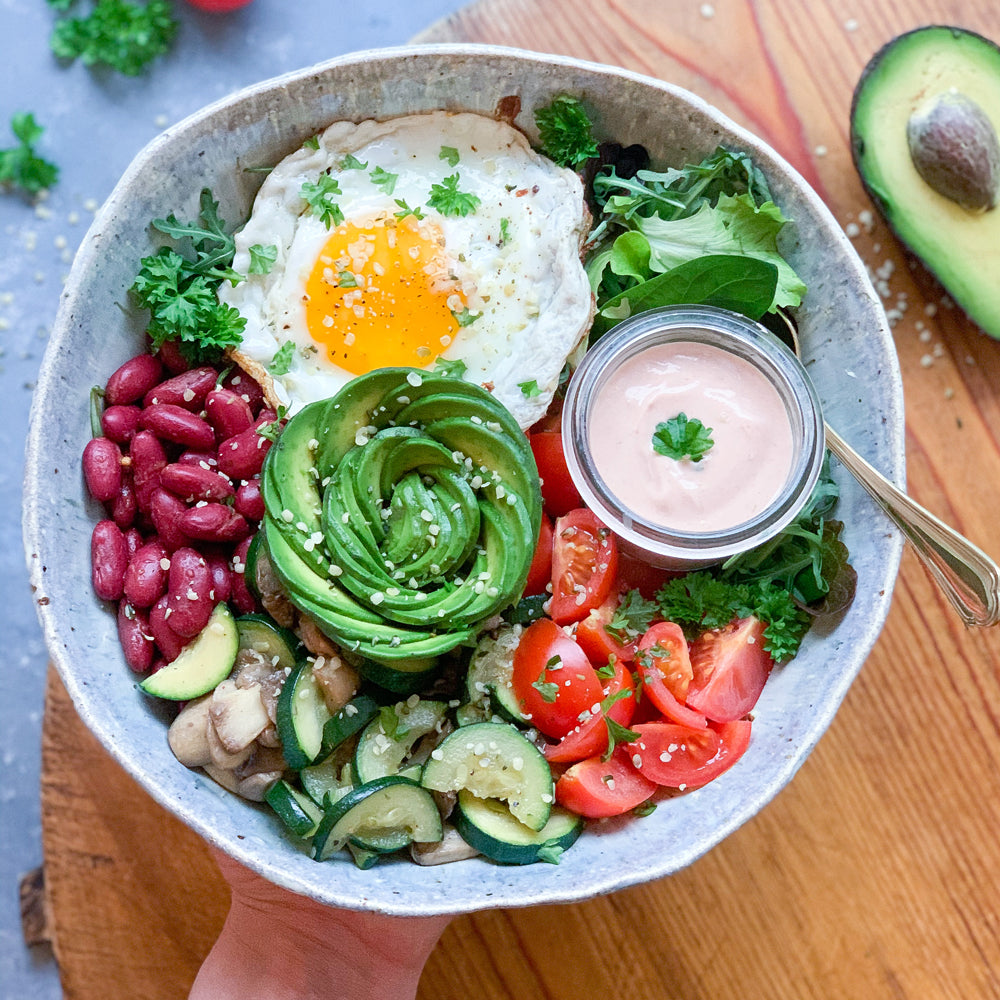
[851,25,1000,337]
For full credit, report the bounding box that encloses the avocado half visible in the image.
[850,25,1000,337]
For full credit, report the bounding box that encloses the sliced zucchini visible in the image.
[353,699,448,784]
[347,841,381,870]
[140,603,238,701]
[453,790,583,865]
[265,779,323,838]
[355,656,440,695]
[311,776,443,862]
[276,660,332,770]
[421,721,553,832]
[318,693,379,762]
[236,613,301,671]
[466,624,527,724]
[243,530,263,601]
[300,755,353,808]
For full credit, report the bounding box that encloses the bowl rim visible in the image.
[22,42,905,915]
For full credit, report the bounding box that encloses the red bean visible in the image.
[143,367,218,411]
[124,526,144,560]
[130,430,168,512]
[140,404,216,451]
[229,534,258,614]
[216,411,277,480]
[149,596,188,662]
[112,473,138,530]
[234,477,264,522]
[149,487,190,552]
[179,503,250,544]
[124,540,170,608]
[155,340,191,375]
[82,437,123,503]
[205,388,254,440]
[91,520,128,601]
[178,450,219,468]
[105,353,163,406]
[101,404,143,444]
[159,462,235,503]
[117,601,154,673]
[205,551,233,605]
[165,547,215,637]
[221,367,265,415]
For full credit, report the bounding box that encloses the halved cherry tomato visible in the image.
[614,550,676,599]
[629,717,751,788]
[687,617,773,723]
[549,509,618,625]
[634,621,705,729]
[574,591,638,666]
[555,746,657,818]
[511,618,603,739]
[523,514,554,596]
[543,655,635,763]
[529,431,582,517]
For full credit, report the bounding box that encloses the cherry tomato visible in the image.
[555,746,657,818]
[549,509,618,625]
[614,550,676,599]
[629,718,751,788]
[685,616,773,722]
[511,618,604,739]
[575,591,638,666]
[185,0,254,10]
[529,431,582,517]
[543,655,635,763]
[523,514,554,596]
[634,621,706,729]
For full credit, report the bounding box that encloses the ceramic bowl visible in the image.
[23,44,904,916]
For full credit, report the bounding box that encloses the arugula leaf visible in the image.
[369,165,398,195]
[269,341,295,376]
[248,243,277,275]
[534,95,599,168]
[652,413,714,462]
[50,0,178,76]
[427,173,480,217]
[0,113,59,195]
[301,175,344,228]
[439,145,460,167]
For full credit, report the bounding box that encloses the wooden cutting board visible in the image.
[41,1,1000,997]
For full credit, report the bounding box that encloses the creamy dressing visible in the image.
[587,341,794,533]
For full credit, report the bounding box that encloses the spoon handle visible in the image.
[824,425,1000,627]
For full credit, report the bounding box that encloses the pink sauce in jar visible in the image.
[587,340,794,533]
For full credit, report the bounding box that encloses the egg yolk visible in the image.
[304,215,466,375]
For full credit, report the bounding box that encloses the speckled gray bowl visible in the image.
[23,44,903,916]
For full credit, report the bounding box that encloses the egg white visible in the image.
[221,110,593,428]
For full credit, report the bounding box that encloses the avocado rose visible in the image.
[260,368,543,670]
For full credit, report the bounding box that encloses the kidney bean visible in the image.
[91,520,128,601]
[123,526,144,560]
[155,339,191,375]
[234,477,265,522]
[221,367,265,415]
[205,388,254,440]
[82,437,123,503]
[149,595,188,662]
[178,450,219,469]
[159,462,235,503]
[130,430,168,512]
[140,404,216,451]
[216,411,277,480]
[165,547,216,637]
[179,503,250,544]
[111,472,138,530]
[229,534,258,614]
[205,551,233,605]
[105,353,163,406]
[124,540,170,608]
[143,366,218,411]
[117,601,154,673]
[149,487,190,551]
[100,404,142,444]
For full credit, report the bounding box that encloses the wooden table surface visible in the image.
[41,1,1000,997]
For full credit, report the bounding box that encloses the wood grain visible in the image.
[42,1,1000,997]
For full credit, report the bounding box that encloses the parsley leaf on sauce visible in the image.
[652,413,714,462]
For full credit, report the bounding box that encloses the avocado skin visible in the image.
[850,25,1000,338]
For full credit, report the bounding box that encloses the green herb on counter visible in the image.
[0,113,59,195]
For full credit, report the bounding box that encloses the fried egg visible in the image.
[221,110,593,428]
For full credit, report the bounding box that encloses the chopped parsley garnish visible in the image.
[433,357,467,379]
[337,270,358,288]
[247,243,277,275]
[652,413,714,462]
[451,307,479,328]
[605,589,658,643]
[255,407,287,443]
[341,153,367,170]
[632,801,657,818]
[439,145,460,167]
[0,113,59,196]
[302,135,320,151]
[49,0,178,76]
[427,173,480,217]
[518,379,541,398]
[532,671,559,703]
[269,341,295,376]
[130,188,246,364]
[499,217,510,244]
[394,198,425,220]
[369,165,398,195]
[601,689,639,761]
[595,658,616,680]
[534,95,599,168]
[300,175,344,228]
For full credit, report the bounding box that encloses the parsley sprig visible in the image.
[0,113,59,196]
[534,95,599,169]
[301,174,344,228]
[427,173,480,217]
[653,413,714,462]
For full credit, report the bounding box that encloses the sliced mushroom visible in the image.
[311,654,360,715]
[209,677,271,754]
[206,713,253,770]
[201,762,242,795]
[167,695,213,768]
[254,548,296,628]
[298,614,339,658]
[410,826,479,866]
